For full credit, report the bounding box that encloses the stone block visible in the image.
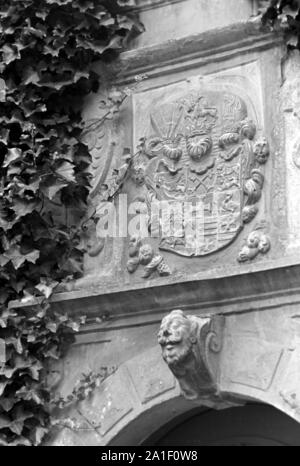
[78,369,134,436]
[125,346,176,403]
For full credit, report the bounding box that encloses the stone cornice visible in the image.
[10,256,300,340]
[111,22,283,83]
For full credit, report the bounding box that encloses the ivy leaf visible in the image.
[16,387,43,405]
[35,280,58,298]
[31,427,48,446]
[11,199,39,219]
[0,415,11,430]
[55,161,75,182]
[0,437,31,446]
[1,44,20,65]
[3,148,22,167]
[0,128,9,144]
[29,362,43,381]
[23,67,40,85]
[46,322,57,333]
[0,78,6,102]
[6,337,23,354]
[0,380,9,397]
[20,290,36,305]
[0,398,16,412]
[0,338,5,364]
[1,246,40,269]
[9,419,24,436]
[41,180,68,200]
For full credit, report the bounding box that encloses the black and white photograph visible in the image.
[0,0,300,453]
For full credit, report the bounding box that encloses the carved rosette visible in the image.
[132,90,270,258]
[158,309,224,400]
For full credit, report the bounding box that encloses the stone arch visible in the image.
[48,342,300,446]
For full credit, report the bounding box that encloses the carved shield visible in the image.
[142,90,259,257]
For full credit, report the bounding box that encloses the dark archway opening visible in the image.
[143,404,300,446]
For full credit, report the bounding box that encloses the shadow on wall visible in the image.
[144,403,300,446]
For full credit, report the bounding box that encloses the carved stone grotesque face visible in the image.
[254,137,270,164]
[139,244,154,265]
[158,310,196,368]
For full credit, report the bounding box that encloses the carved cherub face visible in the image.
[246,231,261,249]
[238,244,258,262]
[139,244,154,265]
[258,233,270,253]
[158,310,195,367]
[254,137,270,164]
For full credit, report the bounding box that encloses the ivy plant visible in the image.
[259,0,300,47]
[0,0,142,446]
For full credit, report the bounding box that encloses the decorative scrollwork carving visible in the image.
[158,309,224,400]
[187,135,212,160]
[218,132,240,149]
[240,118,256,140]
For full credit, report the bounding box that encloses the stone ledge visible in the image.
[9,256,300,337]
[111,21,283,82]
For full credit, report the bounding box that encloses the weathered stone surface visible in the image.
[125,346,176,404]
[226,336,283,391]
[49,305,300,445]
[282,50,300,252]
[77,369,134,436]
[130,0,255,49]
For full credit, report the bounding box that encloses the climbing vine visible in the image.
[0,0,142,446]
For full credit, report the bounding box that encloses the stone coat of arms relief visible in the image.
[131,87,270,265]
[82,83,271,281]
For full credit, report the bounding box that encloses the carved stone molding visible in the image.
[116,23,282,83]
[158,309,224,400]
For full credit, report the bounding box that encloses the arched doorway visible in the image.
[144,404,300,446]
